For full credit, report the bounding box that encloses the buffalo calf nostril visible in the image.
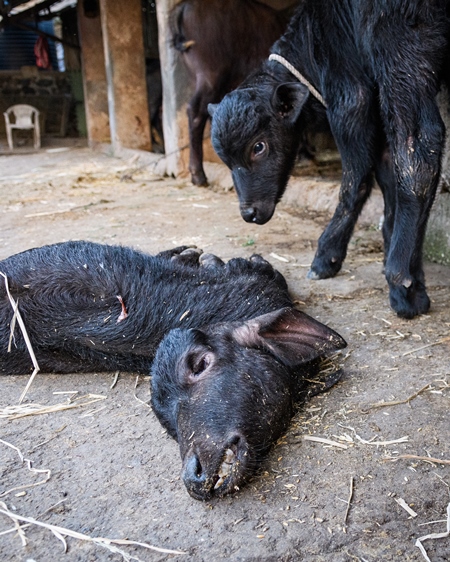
[194,457,202,478]
[241,207,257,223]
[184,453,205,483]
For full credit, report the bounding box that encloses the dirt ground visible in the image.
[0,146,449,562]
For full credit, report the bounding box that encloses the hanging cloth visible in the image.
[34,36,51,70]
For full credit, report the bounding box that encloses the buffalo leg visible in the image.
[308,85,377,280]
[376,31,445,318]
[374,144,396,261]
[187,80,215,187]
[382,105,444,318]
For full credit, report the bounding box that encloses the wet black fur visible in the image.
[0,241,291,374]
[210,0,450,319]
[0,241,346,500]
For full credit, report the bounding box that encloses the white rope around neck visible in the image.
[269,53,327,108]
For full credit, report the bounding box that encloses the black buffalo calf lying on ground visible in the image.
[0,241,345,500]
[209,0,449,319]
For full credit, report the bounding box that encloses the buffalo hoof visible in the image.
[249,254,271,267]
[250,254,288,289]
[156,246,195,260]
[171,248,203,267]
[308,252,343,280]
[199,253,225,269]
[306,268,321,280]
[191,171,209,187]
[389,282,430,319]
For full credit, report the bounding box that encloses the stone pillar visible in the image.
[99,0,152,152]
[156,0,191,177]
[77,1,110,146]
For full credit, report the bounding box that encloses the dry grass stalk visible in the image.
[402,335,450,357]
[28,425,67,453]
[395,497,418,518]
[303,435,348,450]
[0,394,106,420]
[415,502,450,562]
[0,272,40,404]
[338,424,408,447]
[383,454,450,466]
[0,502,186,559]
[13,515,28,546]
[358,435,409,446]
[24,202,95,218]
[0,500,65,539]
[0,439,51,498]
[110,371,120,389]
[133,375,151,408]
[7,298,18,352]
[269,252,290,263]
[343,476,354,529]
[25,209,74,218]
[368,383,431,410]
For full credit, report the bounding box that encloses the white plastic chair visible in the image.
[3,104,41,150]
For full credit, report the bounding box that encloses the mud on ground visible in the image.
[0,148,449,562]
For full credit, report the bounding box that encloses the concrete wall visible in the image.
[0,68,72,136]
[424,88,450,265]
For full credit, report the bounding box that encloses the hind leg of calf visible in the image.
[171,248,204,267]
[224,255,288,291]
[388,278,430,319]
[373,17,446,317]
[250,254,288,290]
[199,253,225,269]
[384,133,443,317]
[384,193,435,319]
[156,246,197,260]
[386,202,432,320]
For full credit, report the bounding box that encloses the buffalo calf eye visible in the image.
[252,141,267,157]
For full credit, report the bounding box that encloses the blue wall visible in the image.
[0,21,59,71]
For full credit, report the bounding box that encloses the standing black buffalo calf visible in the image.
[0,241,345,500]
[209,0,449,319]
[170,0,288,186]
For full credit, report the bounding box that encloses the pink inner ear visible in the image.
[232,320,261,348]
[232,308,346,367]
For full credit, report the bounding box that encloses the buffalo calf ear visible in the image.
[271,83,309,123]
[233,307,346,367]
[208,103,218,117]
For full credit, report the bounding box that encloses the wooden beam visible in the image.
[9,20,81,50]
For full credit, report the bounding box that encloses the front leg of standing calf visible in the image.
[308,166,374,280]
[308,98,377,280]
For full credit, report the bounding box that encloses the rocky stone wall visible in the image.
[0,68,73,136]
